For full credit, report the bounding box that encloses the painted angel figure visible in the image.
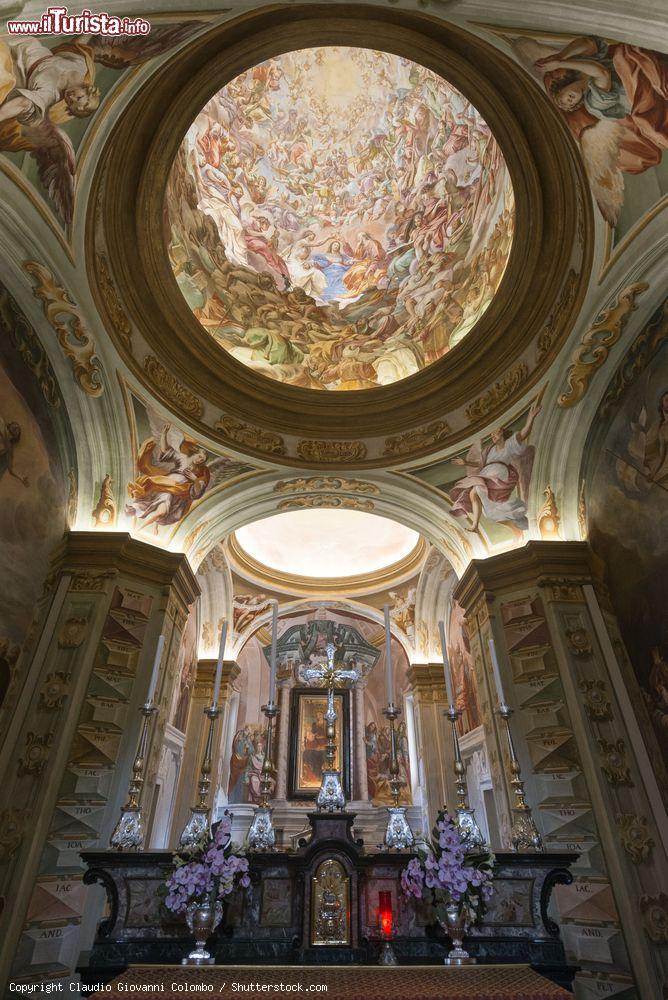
[510,34,668,225]
[0,24,202,222]
[125,422,211,534]
[449,401,541,539]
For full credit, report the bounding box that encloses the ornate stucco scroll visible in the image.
[24,260,104,397]
[558,282,648,408]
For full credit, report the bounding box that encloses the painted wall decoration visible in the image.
[227,634,272,804]
[364,632,412,806]
[170,609,197,733]
[389,585,417,642]
[504,32,668,235]
[587,336,668,775]
[228,722,269,804]
[233,591,275,634]
[167,46,514,390]
[0,301,70,651]
[125,393,252,538]
[447,600,481,734]
[0,23,204,223]
[412,400,542,545]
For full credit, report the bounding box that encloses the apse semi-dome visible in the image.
[165,46,514,391]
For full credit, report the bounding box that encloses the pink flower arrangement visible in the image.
[165,812,250,915]
[401,811,494,925]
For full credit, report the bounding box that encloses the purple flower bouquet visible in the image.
[165,811,250,916]
[401,810,494,928]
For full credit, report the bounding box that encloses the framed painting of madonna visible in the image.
[289,688,351,801]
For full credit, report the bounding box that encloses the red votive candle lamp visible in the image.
[378,891,393,938]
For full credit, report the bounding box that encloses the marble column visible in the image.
[453,540,667,1000]
[170,657,239,842]
[0,531,199,991]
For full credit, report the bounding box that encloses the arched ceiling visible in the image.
[0,0,666,650]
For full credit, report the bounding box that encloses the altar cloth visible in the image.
[90,964,573,999]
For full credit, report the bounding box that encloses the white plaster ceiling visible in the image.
[234,510,420,578]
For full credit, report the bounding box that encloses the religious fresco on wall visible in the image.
[503,31,668,237]
[228,722,269,805]
[125,393,252,538]
[170,609,197,733]
[0,23,204,224]
[167,46,514,390]
[447,600,481,735]
[587,333,668,775]
[227,634,273,804]
[364,637,412,806]
[411,399,542,545]
[0,287,71,658]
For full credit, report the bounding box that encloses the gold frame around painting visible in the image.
[289,687,351,801]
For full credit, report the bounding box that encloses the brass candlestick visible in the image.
[444,706,486,851]
[247,700,278,850]
[179,705,221,848]
[497,705,543,851]
[383,703,414,849]
[110,702,157,850]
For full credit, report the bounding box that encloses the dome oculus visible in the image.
[166,47,514,391]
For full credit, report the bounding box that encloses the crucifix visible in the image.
[302,641,360,812]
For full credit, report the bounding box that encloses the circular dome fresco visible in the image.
[166,46,514,392]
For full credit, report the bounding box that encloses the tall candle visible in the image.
[384,604,394,707]
[438,620,455,709]
[269,601,278,705]
[212,619,227,709]
[147,634,165,706]
[488,638,507,709]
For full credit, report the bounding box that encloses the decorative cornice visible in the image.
[195,659,240,697]
[453,540,601,613]
[48,531,200,605]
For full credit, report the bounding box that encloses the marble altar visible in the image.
[79,812,576,988]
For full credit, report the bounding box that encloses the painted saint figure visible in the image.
[449,401,541,538]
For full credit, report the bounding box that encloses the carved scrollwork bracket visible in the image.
[83,867,119,938]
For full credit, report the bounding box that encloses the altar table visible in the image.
[91,964,573,1000]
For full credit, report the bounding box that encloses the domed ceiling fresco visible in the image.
[166,46,514,390]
